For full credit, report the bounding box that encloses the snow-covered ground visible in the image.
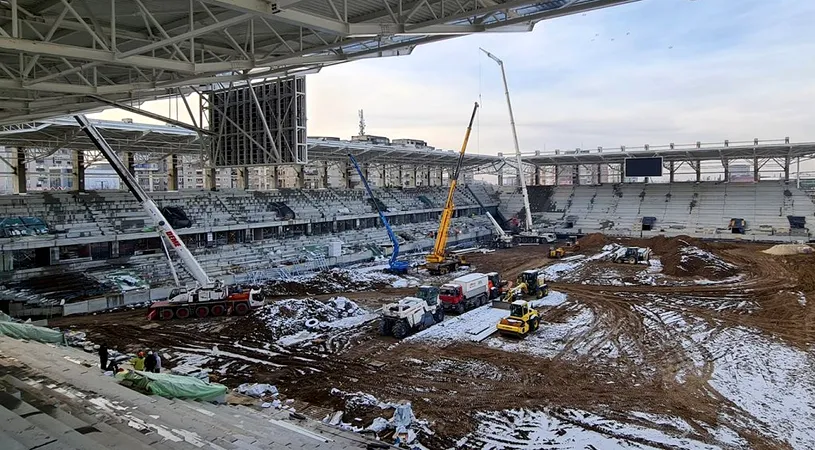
[704,328,815,449]
[463,408,733,449]
[405,291,568,345]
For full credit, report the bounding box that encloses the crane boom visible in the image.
[480,48,533,233]
[74,115,214,288]
[485,212,509,239]
[348,154,409,273]
[426,102,479,265]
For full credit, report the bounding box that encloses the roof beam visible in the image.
[86,95,215,135]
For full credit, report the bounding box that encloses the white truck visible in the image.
[379,286,444,339]
[439,273,490,314]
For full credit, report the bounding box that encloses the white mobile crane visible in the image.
[485,211,514,248]
[74,115,261,320]
[481,48,548,245]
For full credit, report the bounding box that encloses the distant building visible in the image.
[351,135,390,145]
[392,138,428,148]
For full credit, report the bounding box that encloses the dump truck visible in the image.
[439,273,490,314]
[496,300,540,338]
[379,286,444,339]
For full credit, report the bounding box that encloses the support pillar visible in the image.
[322,162,330,188]
[167,155,179,191]
[72,149,85,192]
[669,161,675,183]
[11,147,26,194]
[437,168,444,186]
[596,164,601,184]
[784,155,790,181]
[0,251,13,272]
[122,152,135,175]
[497,172,504,186]
[412,167,418,187]
[236,167,249,190]
[754,157,760,182]
[398,165,403,188]
[344,162,352,189]
[204,166,217,191]
[270,166,279,189]
[695,161,701,182]
[294,165,304,189]
[722,158,729,182]
[573,165,580,185]
[110,241,120,258]
[535,166,541,186]
[554,165,559,186]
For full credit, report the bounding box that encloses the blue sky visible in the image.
[95,0,815,157]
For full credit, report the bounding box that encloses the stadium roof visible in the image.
[0,0,639,125]
[521,140,815,166]
[0,116,502,167]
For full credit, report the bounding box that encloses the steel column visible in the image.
[72,149,85,191]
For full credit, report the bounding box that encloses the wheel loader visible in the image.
[549,247,565,259]
[491,270,549,309]
[496,300,540,338]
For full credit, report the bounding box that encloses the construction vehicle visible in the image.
[549,247,566,259]
[486,272,505,300]
[439,273,490,314]
[612,247,652,264]
[348,153,410,274]
[496,300,540,338]
[379,286,443,339]
[425,102,479,275]
[481,48,556,247]
[491,270,548,309]
[74,115,261,320]
[485,211,515,248]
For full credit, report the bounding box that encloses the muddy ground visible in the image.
[50,236,815,449]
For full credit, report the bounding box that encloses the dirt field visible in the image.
[50,236,815,449]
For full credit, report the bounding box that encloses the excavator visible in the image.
[348,153,410,274]
[425,102,479,275]
[75,115,261,320]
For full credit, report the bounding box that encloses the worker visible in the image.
[144,351,157,373]
[154,351,162,373]
[130,352,146,371]
[98,343,108,372]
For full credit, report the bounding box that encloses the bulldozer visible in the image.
[548,247,565,259]
[496,300,540,338]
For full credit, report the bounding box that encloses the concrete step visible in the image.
[0,429,28,450]
[0,391,109,450]
[0,402,73,450]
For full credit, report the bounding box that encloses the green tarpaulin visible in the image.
[117,370,227,402]
[0,321,64,344]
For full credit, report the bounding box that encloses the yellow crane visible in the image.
[425,102,479,275]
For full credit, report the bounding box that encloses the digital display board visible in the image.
[624,157,663,177]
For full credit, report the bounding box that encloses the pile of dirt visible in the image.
[255,297,369,340]
[262,268,393,297]
[640,235,738,279]
[762,244,814,256]
[577,233,612,251]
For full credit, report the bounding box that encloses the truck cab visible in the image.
[486,272,503,299]
[416,286,440,307]
[439,284,464,308]
[439,273,489,313]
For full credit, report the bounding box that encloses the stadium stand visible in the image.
[499,181,815,238]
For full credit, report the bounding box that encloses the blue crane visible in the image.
[348,154,410,274]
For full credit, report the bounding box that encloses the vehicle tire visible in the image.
[305,318,320,330]
[433,307,445,323]
[530,317,540,332]
[480,294,488,306]
[160,309,174,320]
[379,320,392,336]
[175,308,190,319]
[537,289,544,299]
[440,267,448,275]
[391,321,410,339]
[195,306,209,318]
[233,302,250,316]
[456,303,465,314]
[210,305,225,316]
